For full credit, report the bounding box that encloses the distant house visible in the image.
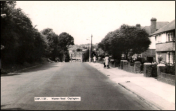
[68,46,84,62]
[133,18,169,61]
[150,20,175,65]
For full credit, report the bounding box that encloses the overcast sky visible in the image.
[16,1,175,45]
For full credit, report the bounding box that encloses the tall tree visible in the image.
[118,24,150,58]
[41,28,60,61]
[41,29,74,61]
[58,32,74,61]
[1,1,47,65]
[98,24,151,60]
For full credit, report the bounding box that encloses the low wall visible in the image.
[120,60,141,73]
[97,60,103,64]
[97,60,118,68]
[120,60,128,69]
[123,60,128,71]
[125,62,135,73]
[134,61,141,73]
[143,63,157,77]
[158,72,175,85]
[109,61,115,67]
[157,65,175,86]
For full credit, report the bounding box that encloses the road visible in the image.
[1,62,157,110]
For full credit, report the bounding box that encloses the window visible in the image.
[167,33,170,41]
[173,31,175,42]
[156,34,162,43]
[156,35,159,43]
[173,52,175,64]
[166,52,175,65]
[166,32,175,42]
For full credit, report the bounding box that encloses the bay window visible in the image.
[166,52,175,65]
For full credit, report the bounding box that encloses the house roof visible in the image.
[150,19,175,36]
[143,26,151,34]
[142,22,169,35]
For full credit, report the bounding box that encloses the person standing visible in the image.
[105,55,110,68]
[93,56,96,63]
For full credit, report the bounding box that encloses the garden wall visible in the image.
[120,60,141,73]
[157,65,175,86]
[143,63,157,77]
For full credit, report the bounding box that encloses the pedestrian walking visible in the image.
[93,56,96,63]
[105,55,110,69]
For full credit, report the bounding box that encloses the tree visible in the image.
[97,47,105,57]
[1,1,47,65]
[41,29,74,61]
[82,49,89,62]
[98,31,114,54]
[58,32,74,61]
[130,29,151,54]
[58,32,74,48]
[118,24,150,58]
[98,31,120,59]
[41,28,61,61]
[98,24,151,60]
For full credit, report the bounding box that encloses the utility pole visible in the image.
[89,43,91,62]
[87,34,93,62]
[90,34,93,62]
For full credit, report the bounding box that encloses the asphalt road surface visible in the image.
[1,62,157,110]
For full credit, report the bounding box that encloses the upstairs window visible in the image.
[156,34,162,43]
[166,32,175,42]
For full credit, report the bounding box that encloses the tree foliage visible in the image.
[98,24,151,60]
[1,1,47,64]
[1,1,74,66]
[41,29,74,61]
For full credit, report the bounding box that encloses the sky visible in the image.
[15,1,175,45]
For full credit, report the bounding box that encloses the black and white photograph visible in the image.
[1,1,175,110]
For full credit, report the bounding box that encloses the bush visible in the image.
[165,63,175,75]
[130,62,134,66]
[160,66,165,73]
[151,64,157,77]
[160,63,175,75]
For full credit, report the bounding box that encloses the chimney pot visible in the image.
[151,18,157,33]
[151,18,157,21]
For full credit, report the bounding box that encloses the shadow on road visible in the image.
[1,105,25,110]
[1,105,7,108]
[1,63,61,77]
[1,108,25,110]
[1,73,21,77]
[21,63,60,72]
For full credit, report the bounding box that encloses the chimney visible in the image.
[136,24,141,29]
[151,18,157,33]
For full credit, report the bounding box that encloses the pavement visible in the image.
[87,62,175,110]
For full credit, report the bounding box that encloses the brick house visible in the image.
[68,45,85,62]
[69,49,83,61]
[150,19,175,65]
[131,18,169,61]
[140,18,169,60]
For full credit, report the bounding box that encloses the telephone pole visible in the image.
[90,35,93,62]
